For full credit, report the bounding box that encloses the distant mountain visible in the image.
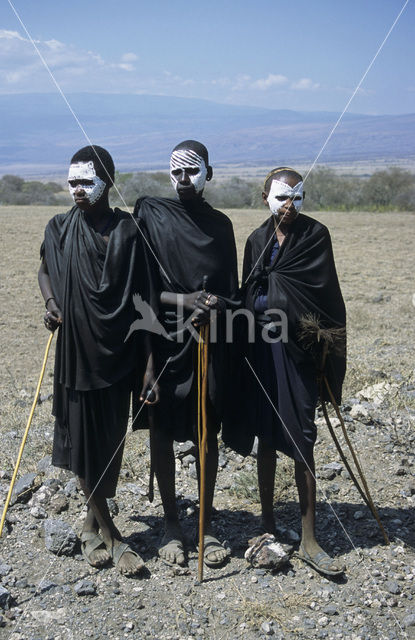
[0,93,414,177]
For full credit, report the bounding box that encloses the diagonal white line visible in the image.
[244,356,407,639]
[243,0,409,285]
[6,359,171,640]
[7,0,172,285]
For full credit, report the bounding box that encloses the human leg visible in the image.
[79,479,144,576]
[150,421,185,566]
[196,416,229,567]
[295,458,344,575]
[257,438,277,535]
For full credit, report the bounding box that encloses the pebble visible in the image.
[403,613,415,628]
[43,518,77,556]
[384,581,401,595]
[0,586,11,610]
[74,580,96,596]
[11,472,37,504]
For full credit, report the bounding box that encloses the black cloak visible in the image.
[134,196,238,440]
[41,206,147,493]
[242,213,346,401]
[41,206,145,391]
[223,213,346,457]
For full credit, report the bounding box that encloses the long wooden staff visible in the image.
[319,342,389,544]
[0,332,54,538]
[197,276,209,582]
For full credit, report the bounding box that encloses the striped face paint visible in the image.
[267,178,304,215]
[170,149,208,194]
[68,160,106,206]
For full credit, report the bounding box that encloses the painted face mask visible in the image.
[170,149,208,194]
[267,178,304,215]
[68,160,106,206]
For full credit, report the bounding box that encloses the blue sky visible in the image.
[0,0,413,114]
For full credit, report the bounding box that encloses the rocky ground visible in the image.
[1,378,414,640]
[1,207,414,639]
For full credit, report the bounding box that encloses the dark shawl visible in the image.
[242,213,346,403]
[134,196,238,434]
[41,206,145,391]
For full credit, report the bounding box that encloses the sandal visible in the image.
[297,543,345,576]
[111,541,145,576]
[198,534,230,568]
[80,531,110,567]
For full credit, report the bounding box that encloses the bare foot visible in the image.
[159,522,185,566]
[299,539,344,576]
[111,540,145,577]
[80,529,111,567]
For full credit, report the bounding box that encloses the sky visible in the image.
[0,0,414,115]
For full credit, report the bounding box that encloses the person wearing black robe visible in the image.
[239,167,346,576]
[134,140,238,567]
[39,145,149,576]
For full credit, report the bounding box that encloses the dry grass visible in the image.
[1,206,414,473]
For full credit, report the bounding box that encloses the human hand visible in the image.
[139,371,160,405]
[44,301,62,332]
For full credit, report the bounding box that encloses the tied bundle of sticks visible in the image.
[298,313,389,545]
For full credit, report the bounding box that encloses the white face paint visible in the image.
[170,149,208,194]
[267,178,304,215]
[67,160,106,206]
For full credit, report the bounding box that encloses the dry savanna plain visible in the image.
[0,206,414,640]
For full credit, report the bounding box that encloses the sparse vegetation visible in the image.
[2,166,414,211]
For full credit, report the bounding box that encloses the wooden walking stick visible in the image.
[0,332,54,538]
[197,276,210,582]
[299,315,389,544]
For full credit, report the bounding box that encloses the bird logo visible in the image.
[124,293,173,342]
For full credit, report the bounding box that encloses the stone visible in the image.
[29,608,66,625]
[37,456,52,473]
[323,604,338,616]
[43,519,77,556]
[74,579,96,596]
[30,506,47,519]
[245,534,291,570]
[11,472,37,504]
[182,454,196,468]
[49,493,69,514]
[0,563,11,577]
[175,440,196,459]
[403,614,415,628]
[0,586,11,610]
[385,581,401,595]
[63,477,78,497]
[261,621,274,635]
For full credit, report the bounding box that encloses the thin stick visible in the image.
[0,332,54,537]
[323,375,390,545]
[197,323,209,582]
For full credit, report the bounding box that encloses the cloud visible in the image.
[252,74,288,90]
[0,30,140,92]
[291,77,320,90]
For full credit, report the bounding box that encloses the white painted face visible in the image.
[267,178,304,215]
[67,160,106,206]
[170,149,208,194]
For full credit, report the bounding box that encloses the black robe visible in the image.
[134,196,238,441]
[41,206,146,494]
[224,213,346,457]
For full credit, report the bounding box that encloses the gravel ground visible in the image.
[0,207,414,640]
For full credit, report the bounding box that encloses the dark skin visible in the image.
[257,173,342,573]
[150,158,229,566]
[39,173,158,575]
